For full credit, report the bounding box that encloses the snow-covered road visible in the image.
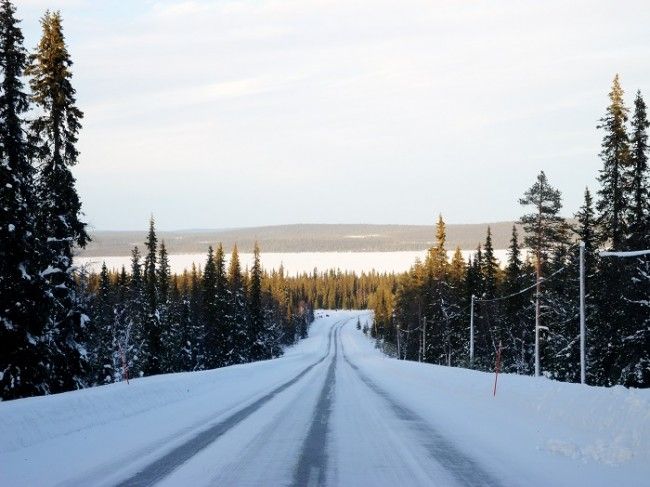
[2,311,649,486]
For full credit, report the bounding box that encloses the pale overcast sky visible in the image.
[17,0,650,230]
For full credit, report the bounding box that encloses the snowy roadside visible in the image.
[0,314,338,485]
[347,317,650,486]
[1,311,648,487]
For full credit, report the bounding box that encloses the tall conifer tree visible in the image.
[519,171,567,376]
[249,242,266,361]
[202,246,219,368]
[142,216,161,374]
[618,92,650,386]
[214,243,229,366]
[157,241,176,372]
[596,74,631,249]
[89,262,115,384]
[228,245,249,364]
[482,227,499,299]
[502,225,531,373]
[27,10,89,393]
[126,247,147,378]
[0,0,48,399]
[627,90,649,247]
[157,241,170,305]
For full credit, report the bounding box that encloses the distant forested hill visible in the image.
[76,222,539,256]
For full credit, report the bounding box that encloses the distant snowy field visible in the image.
[76,249,511,275]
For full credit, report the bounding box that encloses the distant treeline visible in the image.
[85,219,313,385]
[77,222,535,256]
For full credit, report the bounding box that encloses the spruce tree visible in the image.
[471,244,485,298]
[627,90,649,247]
[228,245,249,364]
[166,276,189,372]
[214,243,229,366]
[0,0,48,399]
[482,227,499,299]
[473,228,501,370]
[448,247,467,367]
[429,214,448,274]
[89,262,116,385]
[144,216,158,298]
[202,246,219,368]
[592,79,644,386]
[249,242,266,361]
[142,216,161,375]
[596,74,631,249]
[618,92,650,386]
[188,263,204,369]
[422,215,456,365]
[109,265,129,382]
[449,247,465,284]
[157,241,175,372]
[172,271,194,372]
[502,225,531,374]
[504,226,523,289]
[540,212,576,384]
[576,188,597,254]
[26,10,89,393]
[126,247,147,377]
[157,241,170,305]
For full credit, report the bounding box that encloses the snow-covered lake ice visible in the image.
[76,249,511,275]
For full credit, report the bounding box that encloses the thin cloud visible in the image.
[14,0,650,229]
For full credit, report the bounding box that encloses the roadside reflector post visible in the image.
[493,341,502,397]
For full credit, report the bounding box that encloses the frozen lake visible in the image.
[76,249,510,275]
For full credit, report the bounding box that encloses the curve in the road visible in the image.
[339,321,505,487]
[115,319,343,487]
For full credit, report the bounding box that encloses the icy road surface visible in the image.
[2,311,649,486]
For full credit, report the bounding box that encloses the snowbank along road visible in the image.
[2,311,649,486]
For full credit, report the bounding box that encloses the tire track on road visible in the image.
[339,323,505,487]
[115,320,342,487]
[290,322,342,487]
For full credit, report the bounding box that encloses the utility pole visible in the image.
[470,294,475,368]
[579,241,586,385]
[396,322,401,359]
[535,253,541,377]
[417,302,422,362]
[422,315,427,363]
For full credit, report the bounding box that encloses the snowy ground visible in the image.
[76,249,511,275]
[1,310,648,486]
